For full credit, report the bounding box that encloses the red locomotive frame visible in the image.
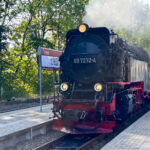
[53,81,149,134]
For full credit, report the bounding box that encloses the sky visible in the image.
[142,0,150,5]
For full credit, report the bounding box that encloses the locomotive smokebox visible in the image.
[60,26,110,83]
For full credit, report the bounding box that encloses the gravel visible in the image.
[14,129,65,150]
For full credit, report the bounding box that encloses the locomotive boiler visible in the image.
[53,24,150,134]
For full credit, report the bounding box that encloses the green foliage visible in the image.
[0,0,89,100]
[0,25,8,51]
[1,48,54,99]
[45,0,89,49]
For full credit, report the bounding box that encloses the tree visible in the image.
[0,0,89,100]
[45,0,89,49]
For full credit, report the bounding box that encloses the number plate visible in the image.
[73,57,96,64]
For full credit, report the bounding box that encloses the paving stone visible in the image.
[0,104,53,138]
[101,111,150,150]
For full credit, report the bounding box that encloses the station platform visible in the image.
[0,104,53,149]
[101,110,150,150]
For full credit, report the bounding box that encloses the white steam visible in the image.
[83,0,150,29]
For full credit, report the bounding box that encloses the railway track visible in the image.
[77,134,107,150]
[34,133,108,150]
[35,104,150,150]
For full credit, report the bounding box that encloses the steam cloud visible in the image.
[83,0,150,30]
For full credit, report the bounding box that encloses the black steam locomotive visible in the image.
[53,24,150,134]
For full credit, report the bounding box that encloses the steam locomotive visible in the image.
[53,24,150,134]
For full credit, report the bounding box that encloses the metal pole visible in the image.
[38,47,42,112]
[53,70,56,101]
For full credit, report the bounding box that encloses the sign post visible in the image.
[53,70,56,101]
[38,47,42,112]
[38,47,62,112]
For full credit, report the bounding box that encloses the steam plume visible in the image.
[83,0,150,30]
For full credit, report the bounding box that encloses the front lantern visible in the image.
[94,83,102,92]
[110,30,118,44]
[60,83,69,91]
[78,24,88,33]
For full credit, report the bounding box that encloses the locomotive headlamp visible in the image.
[78,24,88,33]
[60,83,68,91]
[94,83,102,92]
